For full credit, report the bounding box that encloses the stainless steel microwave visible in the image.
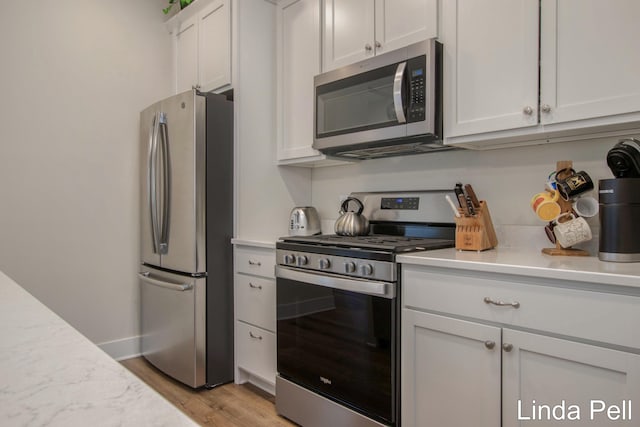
[313,39,450,160]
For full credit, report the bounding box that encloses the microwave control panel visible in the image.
[407,56,427,122]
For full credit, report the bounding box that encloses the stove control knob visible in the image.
[296,255,308,266]
[344,261,356,273]
[284,254,296,265]
[319,258,331,270]
[359,264,374,276]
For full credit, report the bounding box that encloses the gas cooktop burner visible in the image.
[280,234,454,253]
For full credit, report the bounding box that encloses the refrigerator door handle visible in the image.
[158,112,171,255]
[148,113,161,254]
[139,272,193,292]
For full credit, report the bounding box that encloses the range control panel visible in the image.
[381,197,419,210]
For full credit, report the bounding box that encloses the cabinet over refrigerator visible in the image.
[138,89,234,388]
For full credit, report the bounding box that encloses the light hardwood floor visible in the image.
[121,357,296,427]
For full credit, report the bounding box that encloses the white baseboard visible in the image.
[98,335,141,361]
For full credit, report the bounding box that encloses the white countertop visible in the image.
[0,271,197,427]
[398,246,640,288]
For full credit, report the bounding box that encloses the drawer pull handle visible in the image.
[484,340,496,350]
[248,260,262,266]
[249,331,263,340]
[249,282,263,290]
[484,297,520,309]
[502,343,514,352]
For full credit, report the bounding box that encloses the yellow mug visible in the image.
[530,190,561,221]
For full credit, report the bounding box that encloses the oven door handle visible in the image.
[275,266,395,299]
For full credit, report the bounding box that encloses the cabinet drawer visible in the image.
[403,266,640,349]
[235,246,275,278]
[235,274,276,332]
[236,321,276,384]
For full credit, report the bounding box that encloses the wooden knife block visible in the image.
[455,201,498,251]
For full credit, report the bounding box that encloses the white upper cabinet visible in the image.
[539,0,640,125]
[276,0,351,166]
[168,0,231,94]
[374,0,438,55]
[441,0,540,138]
[175,16,199,94]
[442,0,640,149]
[323,0,437,72]
[277,0,322,161]
[198,0,231,92]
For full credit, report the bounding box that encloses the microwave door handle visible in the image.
[148,113,160,254]
[393,61,407,124]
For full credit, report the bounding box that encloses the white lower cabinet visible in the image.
[233,244,276,394]
[235,321,276,386]
[401,265,640,427]
[402,310,501,427]
[502,329,640,427]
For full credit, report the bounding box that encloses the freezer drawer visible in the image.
[140,266,206,388]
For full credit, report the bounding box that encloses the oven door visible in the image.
[276,266,398,425]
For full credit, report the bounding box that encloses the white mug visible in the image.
[572,196,599,218]
[553,214,592,248]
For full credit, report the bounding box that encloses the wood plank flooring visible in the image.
[121,357,297,427]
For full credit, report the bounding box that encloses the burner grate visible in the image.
[281,234,454,253]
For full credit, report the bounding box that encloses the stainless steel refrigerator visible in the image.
[138,89,233,388]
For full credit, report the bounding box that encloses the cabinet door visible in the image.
[441,0,539,138]
[323,0,375,71]
[198,0,231,92]
[277,0,322,160]
[176,15,198,94]
[402,309,501,427]
[503,329,640,427]
[374,0,437,55]
[540,0,640,125]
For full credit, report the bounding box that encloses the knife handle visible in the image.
[464,184,481,208]
[457,194,469,216]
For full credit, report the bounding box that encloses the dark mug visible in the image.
[556,170,594,200]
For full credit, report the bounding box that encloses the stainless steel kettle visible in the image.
[334,197,369,236]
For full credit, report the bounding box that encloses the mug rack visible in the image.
[542,160,589,256]
[455,200,498,252]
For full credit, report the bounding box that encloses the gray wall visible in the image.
[0,1,172,351]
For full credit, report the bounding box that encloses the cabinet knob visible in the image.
[365,44,373,51]
[484,340,496,350]
[248,259,262,266]
[249,331,263,340]
[540,104,552,113]
[523,106,534,115]
[375,41,382,49]
[248,282,262,290]
[502,343,513,352]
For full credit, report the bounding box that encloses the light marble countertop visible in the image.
[398,247,640,288]
[0,271,197,427]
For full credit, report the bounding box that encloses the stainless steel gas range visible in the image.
[275,190,456,427]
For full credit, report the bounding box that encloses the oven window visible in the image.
[316,63,402,138]
[277,277,396,424]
